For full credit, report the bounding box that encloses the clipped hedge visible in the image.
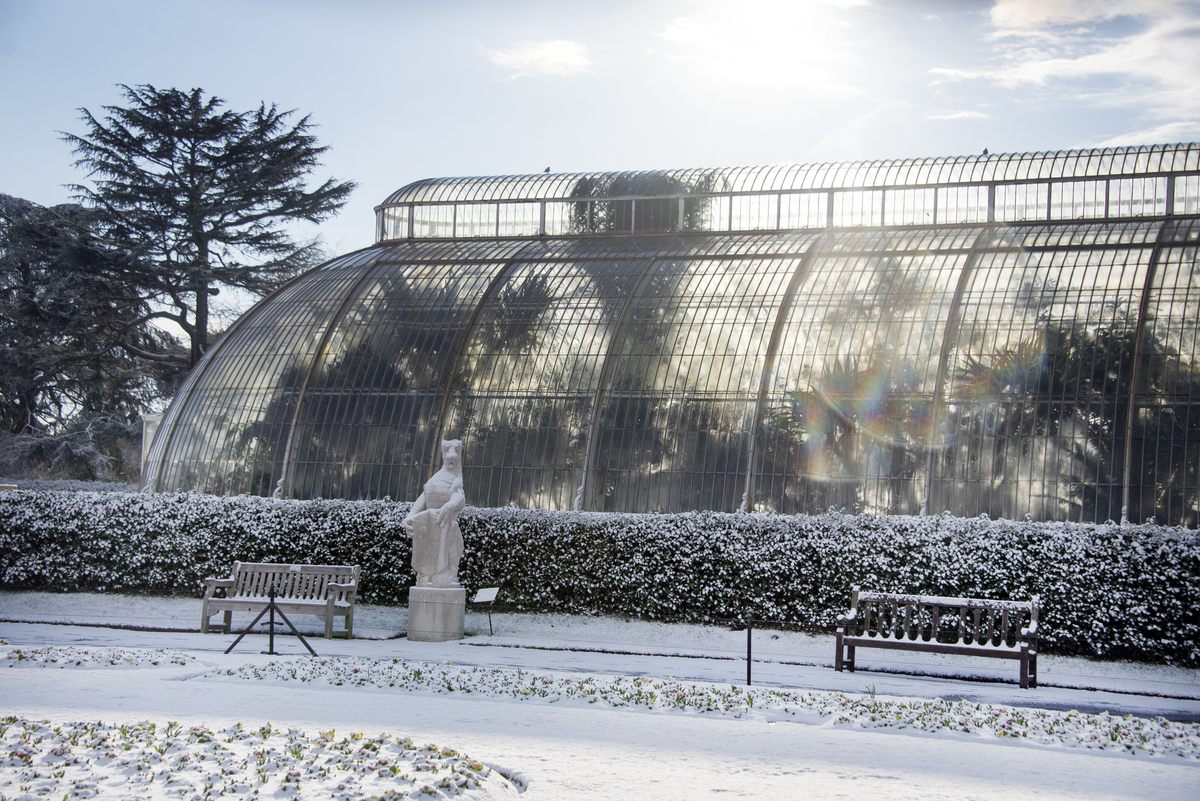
[0,490,1196,665]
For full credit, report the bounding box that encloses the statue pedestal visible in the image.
[407,586,466,642]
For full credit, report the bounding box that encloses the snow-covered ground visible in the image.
[1,591,1198,799]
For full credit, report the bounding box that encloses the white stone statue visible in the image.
[403,439,466,588]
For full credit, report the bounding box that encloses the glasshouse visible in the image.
[142,144,1200,526]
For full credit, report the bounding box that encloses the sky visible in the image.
[2,0,1197,277]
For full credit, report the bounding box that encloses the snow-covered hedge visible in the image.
[1,491,1196,665]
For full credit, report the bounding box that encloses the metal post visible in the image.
[267,584,277,655]
[746,614,753,686]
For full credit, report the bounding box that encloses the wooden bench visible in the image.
[834,587,1039,688]
[201,562,360,639]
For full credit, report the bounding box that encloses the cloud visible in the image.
[1090,120,1200,147]
[929,0,1200,124]
[654,1,870,94]
[927,110,991,120]
[483,40,593,79]
[661,16,718,49]
[988,0,1166,34]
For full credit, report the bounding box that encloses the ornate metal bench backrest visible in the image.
[845,589,1038,648]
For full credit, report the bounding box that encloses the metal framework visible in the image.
[144,145,1200,525]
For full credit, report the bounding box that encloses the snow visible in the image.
[2,591,1199,799]
[0,717,513,800]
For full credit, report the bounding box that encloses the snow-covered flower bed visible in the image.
[2,490,1197,663]
[213,657,1200,761]
[206,652,1200,762]
[4,646,194,669]
[0,716,514,800]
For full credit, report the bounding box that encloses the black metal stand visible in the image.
[224,584,317,656]
[746,614,753,686]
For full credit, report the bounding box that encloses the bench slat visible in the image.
[840,636,1025,659]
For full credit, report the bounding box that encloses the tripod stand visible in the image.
[224,583,317,656]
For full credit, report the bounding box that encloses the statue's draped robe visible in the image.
[409,471,465,586]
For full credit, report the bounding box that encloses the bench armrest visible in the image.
[835,608,857,628]
[1020,621,1038,640]
[202,577,235,599]
[326,581,358,600]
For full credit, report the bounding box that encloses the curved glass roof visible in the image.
[146,146,1200,525]
[381,143,1199,203]
[375,144,1200,243]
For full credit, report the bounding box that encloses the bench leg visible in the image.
[324,614,333,639]
[846,644,855,672]
[1020,652,1029,689]
[222,610,232,634]
[834,632,844,671]
[1029,650,1038,688]
[200,606,209,634]
[345,608,354,639]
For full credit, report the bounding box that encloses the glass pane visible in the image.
[286,255,509,500]
[150,256,377,495]
[498,202,541,236]
[731,194,777,231]
[543,201,575,235]
[590,240,810,512]
[884,188,936,226]
[684,195,731,232]
[412,205,454,238]
[455,203,497,238]
[378,207,410,241]
[936,185,989,224]
[1175,175,1200,214]
[1128,223,1200,525]
[996,183,1049,222]
[932,224,1153,522]
[754,229,970,514]
[1050,180,1106,220]
[780,192,827,229]
[831,191,883,227]
[1110,177,1168,217]
[443,247,652,509]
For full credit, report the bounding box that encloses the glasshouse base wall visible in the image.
[1,491,1196,665]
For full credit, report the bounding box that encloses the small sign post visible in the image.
[472,587,500,635]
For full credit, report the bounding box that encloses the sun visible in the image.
[658,0,865,93]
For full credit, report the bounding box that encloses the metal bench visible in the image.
[834,587,1039,688]
[201,561,360,639]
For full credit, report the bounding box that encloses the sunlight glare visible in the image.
[659,0,864,92]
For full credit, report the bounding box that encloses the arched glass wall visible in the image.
[147,146,1200,525]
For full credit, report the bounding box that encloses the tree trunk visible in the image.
[190,237,210,368]
[191,279,209,367]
